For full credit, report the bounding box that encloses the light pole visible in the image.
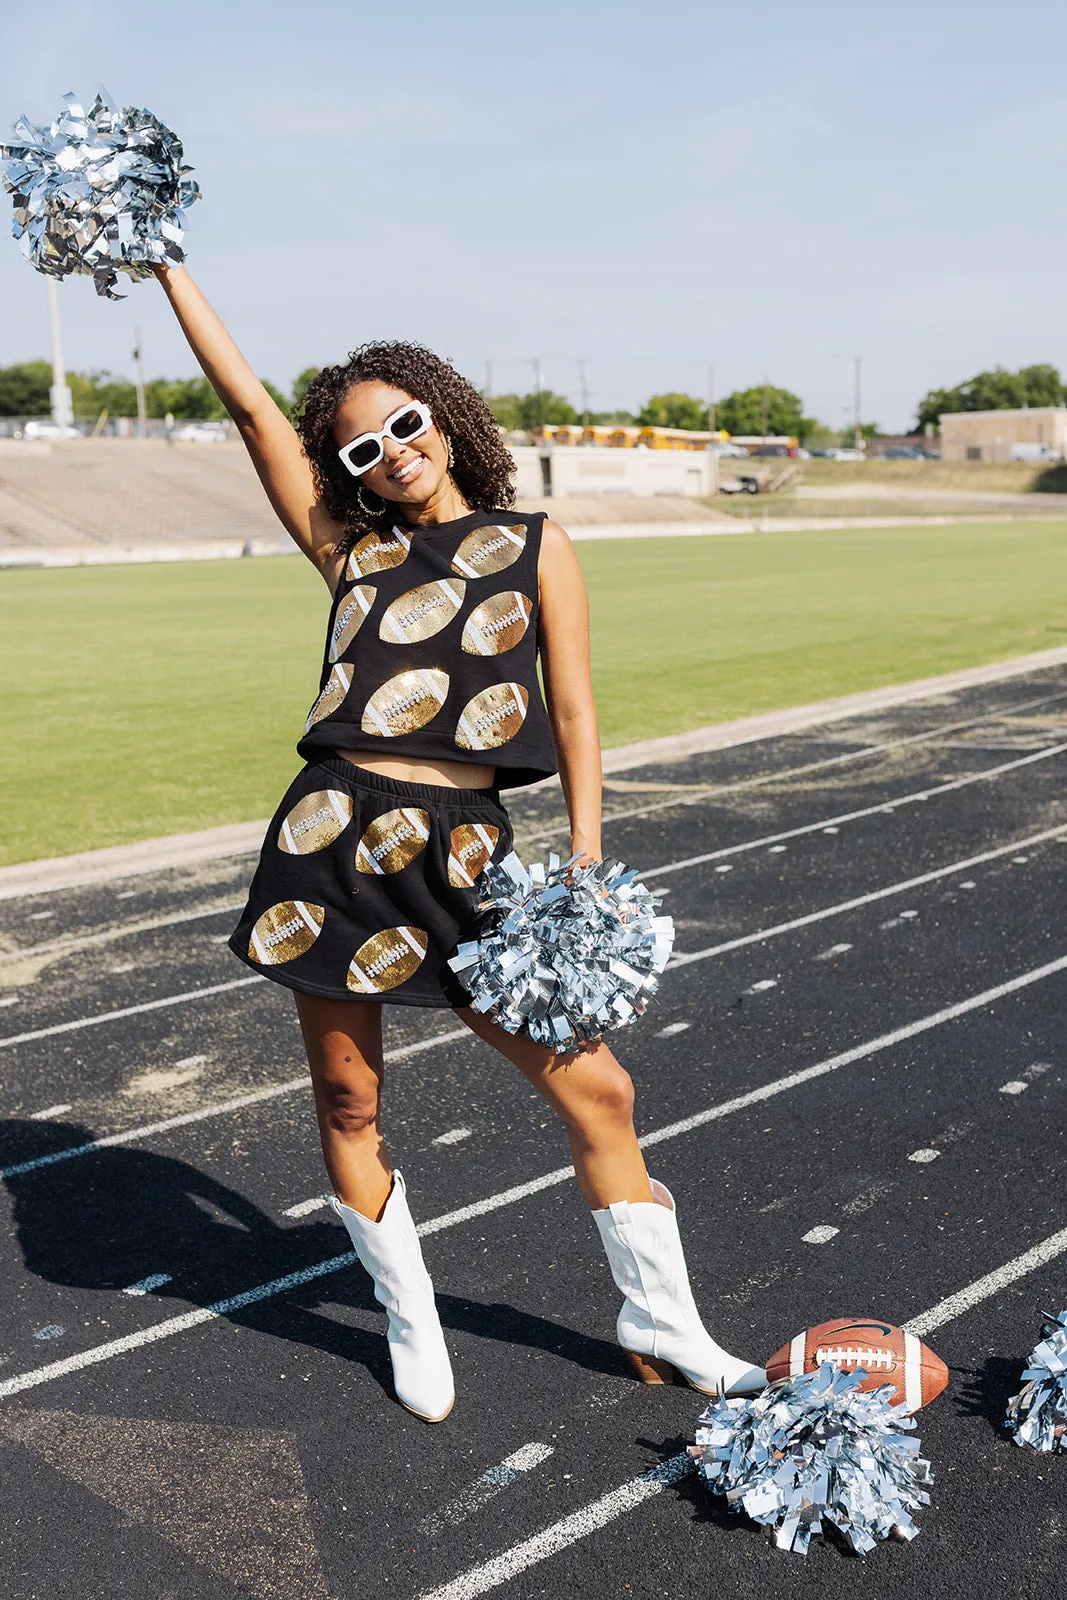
[133,326,148,439]
[45,278,74,427]
[578,358,590,429]
[854,354,863,452]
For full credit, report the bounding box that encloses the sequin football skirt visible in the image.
[228,757,514,1008]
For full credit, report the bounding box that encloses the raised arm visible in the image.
[153,262,345,589]
[537,519,603,861]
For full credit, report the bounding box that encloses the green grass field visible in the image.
[2,519,1066,866]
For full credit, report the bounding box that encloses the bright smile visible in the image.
[388,456,425,485]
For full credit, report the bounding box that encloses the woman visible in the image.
[153,262,766,1422]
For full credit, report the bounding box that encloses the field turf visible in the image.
[1,518,1065,865]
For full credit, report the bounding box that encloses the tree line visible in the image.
[2,358,1063,439]
[0,361,321,422]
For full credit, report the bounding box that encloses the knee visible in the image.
[317,1074,381,1140]
[566,1059,636,1135]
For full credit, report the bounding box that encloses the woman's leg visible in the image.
[454,1007,653,1208]
[455,1007,765,1395]
[295,992,392,1221]
[296,991,454,1420]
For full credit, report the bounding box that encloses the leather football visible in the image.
[765,1316,949,1412]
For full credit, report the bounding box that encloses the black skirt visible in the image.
[228,756,513,1008]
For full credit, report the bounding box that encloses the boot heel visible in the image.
[625,1349,680,1385]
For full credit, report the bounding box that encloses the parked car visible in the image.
[169,421,229,442]
[719,475,760,495]
[19,419,81,440]
[882,447,925,459]
[822,448,865,462]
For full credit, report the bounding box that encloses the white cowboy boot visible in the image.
[330,1169,455,1422]
[593,1178,766,1396]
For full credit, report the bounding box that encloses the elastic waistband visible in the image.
[316,754,504,809]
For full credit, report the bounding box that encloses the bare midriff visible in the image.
[335,749,497,789]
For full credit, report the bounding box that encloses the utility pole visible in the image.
[532,358,543,429]
[45,278,74,427]
[854,354,863,452]
[760,375,770,442]
[707,361,716,433]
[578,358,590,428]
[484,359,492,399]
[133,326,147,439]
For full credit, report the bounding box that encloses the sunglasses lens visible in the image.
[346,439,381,472]
[391,407,426,441]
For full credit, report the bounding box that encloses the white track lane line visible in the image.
[416,1215,1067,1600]
[1,1026,472,1180]
[0,900,246,971]
[5,755,1064,1069]
[5,816,1064,1172]
[418,1443,555,1537]
[0,976,265,1054]
[669,822,1067,970]
[643,740,1067,880]
[1,953,1064,1398]
[533,685,1067,840]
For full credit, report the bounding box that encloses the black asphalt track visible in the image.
[2,667,1067,1599]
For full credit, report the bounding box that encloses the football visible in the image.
[355,807,431,875]
[304,662,353,731]
[455,682,529,751]
[360,668,450,737]
[461,591,534,656]
[379,578,466,645]
[765,1317,949,1412]
[346,925,429,994]
[451,522,526,580]
[329,584,376,662]
[447,822,500,887]
[248,900,325,965]
[346,525,411,580]
[277,789,353,855]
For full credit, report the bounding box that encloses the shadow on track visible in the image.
[1,1118,624,1391]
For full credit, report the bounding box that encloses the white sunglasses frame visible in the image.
[337,400,434,477]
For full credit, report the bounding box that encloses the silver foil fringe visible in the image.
[448,851,674,1052]
[690,1363,933,1556]
[1006,1309,1067,1452]
[1,89,199,298]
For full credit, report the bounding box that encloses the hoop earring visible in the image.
[357,484,386,519]
[447,436,455,470]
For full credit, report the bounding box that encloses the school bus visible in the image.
[530,424,729,450]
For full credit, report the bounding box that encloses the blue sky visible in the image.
[1,0,1064,431]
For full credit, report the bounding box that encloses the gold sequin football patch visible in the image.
[379,578,466,645]
[354,807,431,875]
[329,585,376,662]
[455,682,529,751]
[305,663,353,731]
[346,925,429,994]
[447,822,500,887]
[248,900,325,965]
[361,668,449,737]
[346,524,411,580]
[450,523,526,580]
[461,591,533,656]
[277,789,353,855]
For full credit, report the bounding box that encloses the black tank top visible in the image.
[296,509,559,789]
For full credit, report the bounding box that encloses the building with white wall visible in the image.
[508,445,716,498]
[939,407,1067,462]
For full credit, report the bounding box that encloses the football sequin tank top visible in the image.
[296,508,559,789]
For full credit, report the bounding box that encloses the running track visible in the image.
[1,665,1066,1600]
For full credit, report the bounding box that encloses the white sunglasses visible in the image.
[337,400,433,477]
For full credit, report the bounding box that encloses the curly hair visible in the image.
[294,341,516,553]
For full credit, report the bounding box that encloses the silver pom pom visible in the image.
[690,1363,933,1556]
[448,851,674,1053]
[1006,1309,1067,1452]
[1,88,200,299]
